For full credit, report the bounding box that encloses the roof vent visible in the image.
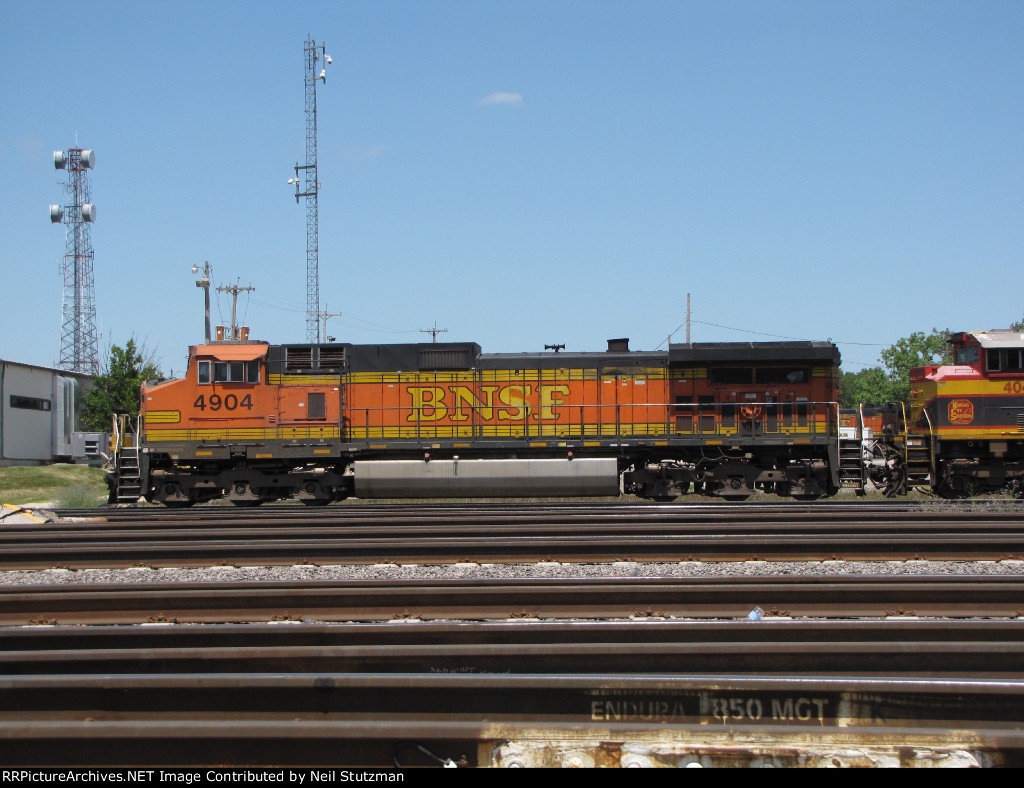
[607,338,629,352]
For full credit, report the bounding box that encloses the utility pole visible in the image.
[288,36,332,344]
[686,292,691,343]
[317,305,344,343]
[420,322,448,343]
[216,281,255,340]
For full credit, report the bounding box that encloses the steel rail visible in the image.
[13,514,1024,539]
[1,530,1023,567]
[6,505,1024,568]
[1,575,1023,625]
[2,619,1024,677]
[3,674,1024,766]
[53,500,1024,526]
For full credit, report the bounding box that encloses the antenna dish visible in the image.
[53,151,66,169]
[49,205,64,223]
[79,150,95,168]
[81,204,96,222]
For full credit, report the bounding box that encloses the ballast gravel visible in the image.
[2,559,1023,586]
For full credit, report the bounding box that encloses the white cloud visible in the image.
[477,92,524,108]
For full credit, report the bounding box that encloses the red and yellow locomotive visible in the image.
[118,335,846,505]
[883,329,1024,497]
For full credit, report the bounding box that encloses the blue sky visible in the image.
[2,1,1022,374]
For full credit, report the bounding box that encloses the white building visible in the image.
[0,359,102,466]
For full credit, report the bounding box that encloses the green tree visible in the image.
[838,366,893,408]
[81,340,162,431]
[1011,315,1023,331]
[879,328,950,405]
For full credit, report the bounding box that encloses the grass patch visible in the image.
[54,484,108,509]
[0,464,107,506]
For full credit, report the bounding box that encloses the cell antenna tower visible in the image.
[288,35,332,343]
[50,148,100,375]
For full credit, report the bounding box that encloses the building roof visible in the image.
[0,358,93,380]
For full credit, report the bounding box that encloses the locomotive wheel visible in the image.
[936,475,973,500]
[792,493,822,501]
[231,500,263,507]
[301,499,331,506]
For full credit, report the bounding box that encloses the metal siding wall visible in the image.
[0,362,59,463]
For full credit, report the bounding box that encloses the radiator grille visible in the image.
[319,346,346,369]
[285,347,313,371]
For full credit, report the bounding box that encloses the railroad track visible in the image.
[1,575,1023,625]
[3,503,1024,767]
[3,617,1024,676]
[5,505,1024,567]
[4,646,1024,766]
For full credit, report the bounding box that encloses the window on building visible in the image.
[10,395,51,411]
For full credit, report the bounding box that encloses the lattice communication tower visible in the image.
[289,35,331,343]
[50,148,99,374]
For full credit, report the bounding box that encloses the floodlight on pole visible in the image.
[50,147,99,374]
[193,261,212,343]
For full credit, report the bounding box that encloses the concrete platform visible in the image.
[0,503,55,524]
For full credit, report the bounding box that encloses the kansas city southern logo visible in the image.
[947,399,974,425]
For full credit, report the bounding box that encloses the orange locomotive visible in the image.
[117,336,848,505]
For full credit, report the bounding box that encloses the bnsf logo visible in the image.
[406,384,571,422]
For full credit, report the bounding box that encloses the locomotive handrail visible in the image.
[110,413,121,469]
[920,401,936,472]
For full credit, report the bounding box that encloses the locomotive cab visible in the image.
[139,341,349,506]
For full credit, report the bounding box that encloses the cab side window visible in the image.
[987,349,1024,373]
[214,361,244,383]
[199,359,260,383]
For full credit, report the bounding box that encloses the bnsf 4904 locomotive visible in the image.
[110,336,856,505]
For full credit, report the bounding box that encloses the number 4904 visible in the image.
[193,394,252,411]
